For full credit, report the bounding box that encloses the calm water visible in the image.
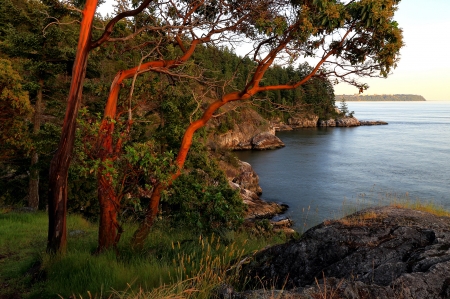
[236,101,450,229]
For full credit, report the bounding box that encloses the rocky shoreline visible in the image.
[222,159,294,234]
[213,110,388,235]
[233,206,450,298]
[214,111,390,235]
[275,116,388,130]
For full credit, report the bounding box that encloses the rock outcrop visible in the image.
[229,181,288,220]
[360,120,388,125]
[238,206,450,299]
[335,116,361,127]
[287,115,319,128]
[319,116,361,127]
[210,108,272,150]
[318,118,336,127]
[251,132,285,150]
[220,160,262,195]
[221,159,290,230]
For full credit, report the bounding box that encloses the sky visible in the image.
[98,0,450,101]
[334,0,450,101]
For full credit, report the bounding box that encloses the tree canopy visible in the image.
[0,0,403,254]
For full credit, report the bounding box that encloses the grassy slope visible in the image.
[0,210,286,299]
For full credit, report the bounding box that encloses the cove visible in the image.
[235,101,450,230]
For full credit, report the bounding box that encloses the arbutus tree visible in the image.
[91,0,403,250]
[48,0,266,253]
[47,0,158,254]
[94,0,280,252]
[47,0,402,253]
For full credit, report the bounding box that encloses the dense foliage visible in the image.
[1,0,402,253]
[336,94,426,101]
[0,0,335,219]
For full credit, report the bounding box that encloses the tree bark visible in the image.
[96,118,122,252]
[28,79,43,210]
[47,0,98,254]
[97,166,121,252]
[131,183,163,249]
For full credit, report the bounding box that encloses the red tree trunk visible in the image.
[131,183,163,249]
[96,119,122,252]
[97,167,121,252]
[47,0,98,254]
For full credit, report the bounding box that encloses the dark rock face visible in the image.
[224,160,287,221]
[239,207,450,298]
[251,132,285,150]
[232,161,263,195]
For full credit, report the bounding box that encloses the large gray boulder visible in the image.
[238,206,450,299]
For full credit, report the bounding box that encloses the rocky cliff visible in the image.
[210,108,284,150]
[237,206,450,299]
[287,115,320,128]
[220,159,288,221]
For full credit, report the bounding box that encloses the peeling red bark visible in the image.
[97,165,121,251]
[48,0,157,254]
[47,0,98,254]
[97,39,205,250]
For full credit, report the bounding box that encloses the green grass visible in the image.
[5,193,447,299]
[0,210,49,298]
[0,210,287,299]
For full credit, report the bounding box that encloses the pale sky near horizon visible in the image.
[334,0,450,101]
[98,0,450,101]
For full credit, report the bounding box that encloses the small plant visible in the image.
[312,273,344,299]
[338,99,349,116]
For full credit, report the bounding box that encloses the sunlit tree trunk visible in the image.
[97,165,121,251]
[96,118,123,252]
[47,0,98,254]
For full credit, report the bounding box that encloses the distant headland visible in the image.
[335,94,426,101]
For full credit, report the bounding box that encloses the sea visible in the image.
[235,101,450,231]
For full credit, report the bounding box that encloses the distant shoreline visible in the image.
[335,94,426,102]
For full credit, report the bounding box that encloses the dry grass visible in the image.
[98,235,247,299]
[325,210,383,227]
[389,200,450,217]
[312,274,344,299]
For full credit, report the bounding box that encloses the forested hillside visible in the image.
[0,0,403,257]
[336,94,426,101]
[0,0,336,232]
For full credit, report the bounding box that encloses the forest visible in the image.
[336,94,426,101]
[0,0,403,297]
